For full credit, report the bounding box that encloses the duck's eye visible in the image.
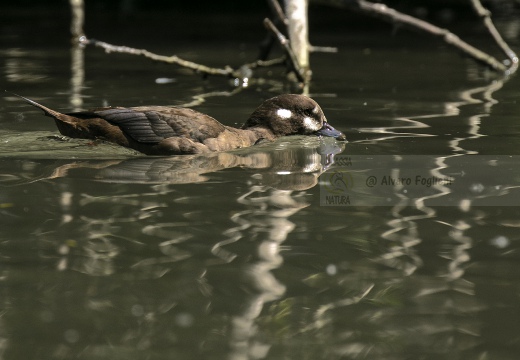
[303,108,315,117]
[302,106,320,117]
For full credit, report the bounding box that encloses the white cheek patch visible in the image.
[276,108,292,119]
[303,117,321,131]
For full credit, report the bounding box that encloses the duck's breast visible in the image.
[202,127,260,152]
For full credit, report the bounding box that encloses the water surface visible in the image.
[1,5,520,360]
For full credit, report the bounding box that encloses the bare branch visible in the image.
[310,45,338,53]
[470,0,518,74]
[317,0,509,73]
[263,18,306,83]
[179,88,244,108]
[83,37,286,80]
[247,57,287,69]
[267,0,289,26]
[259,0,288,62]
[86,38,234,76]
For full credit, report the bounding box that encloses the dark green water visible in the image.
[1,4,520,360]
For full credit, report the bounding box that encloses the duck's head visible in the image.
[243,94,346,141]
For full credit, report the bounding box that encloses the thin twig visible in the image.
[317,0,509,73]
[259,0,288,61]
[84,37,286,79]
[263,18,306,83]
[86,38,234,76]
[310,45,338,53]
[267,0,288,26]
[179,88,244,108]
[246,56,287,69]
[355,0,508,72]
[470,0,518,74]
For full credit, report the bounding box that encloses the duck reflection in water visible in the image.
[13,93,346,156]
[1,137,345,190]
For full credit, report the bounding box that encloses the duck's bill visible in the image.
[315,122,347,141]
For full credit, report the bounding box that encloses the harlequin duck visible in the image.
[13,93,346,155]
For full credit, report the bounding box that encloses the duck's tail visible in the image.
[6,91,65,119]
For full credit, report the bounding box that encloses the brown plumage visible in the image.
[13,93,346,155]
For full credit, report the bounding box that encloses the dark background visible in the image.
[2,0,519,50]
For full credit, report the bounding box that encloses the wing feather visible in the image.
[69,106,229,145]
[95,108,176,143]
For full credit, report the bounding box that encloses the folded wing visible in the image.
[69,106,227,144]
